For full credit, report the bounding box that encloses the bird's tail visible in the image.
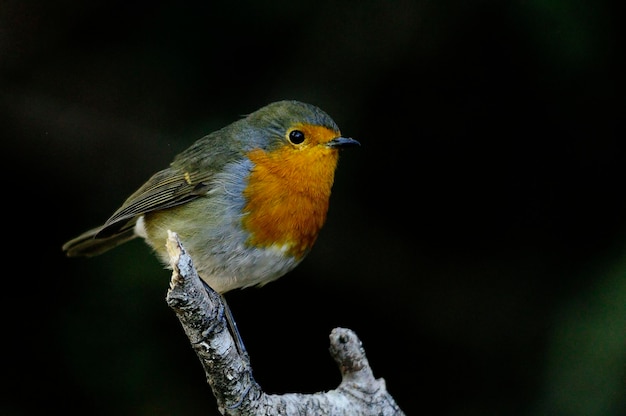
[62,225,137,257]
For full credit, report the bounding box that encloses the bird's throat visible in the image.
[242,145,339,259]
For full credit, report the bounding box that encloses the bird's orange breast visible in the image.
[241,126,340,259]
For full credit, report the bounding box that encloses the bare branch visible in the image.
[165,230,405,415]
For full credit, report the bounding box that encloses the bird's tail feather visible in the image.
[62,225,137,257]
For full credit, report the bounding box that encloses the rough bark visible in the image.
[165,230,406,416]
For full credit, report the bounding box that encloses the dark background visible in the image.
[2,1,624,415]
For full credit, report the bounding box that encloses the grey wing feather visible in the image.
[96,167,214,238]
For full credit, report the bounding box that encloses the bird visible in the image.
[62,100,359,296]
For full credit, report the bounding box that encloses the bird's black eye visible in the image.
[288,129,305,144]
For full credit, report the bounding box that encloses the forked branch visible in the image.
[165,231,405,415]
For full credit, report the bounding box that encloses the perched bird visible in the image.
[63,100,359,295]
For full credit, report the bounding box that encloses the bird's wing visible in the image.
[95,167,214,238]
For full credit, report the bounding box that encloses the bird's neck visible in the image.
[242,146,339,259]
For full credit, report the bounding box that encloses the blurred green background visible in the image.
[2,1,624,415]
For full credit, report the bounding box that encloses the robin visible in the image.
[62,100,359,296]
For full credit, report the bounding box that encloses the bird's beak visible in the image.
[327,136,360,149]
